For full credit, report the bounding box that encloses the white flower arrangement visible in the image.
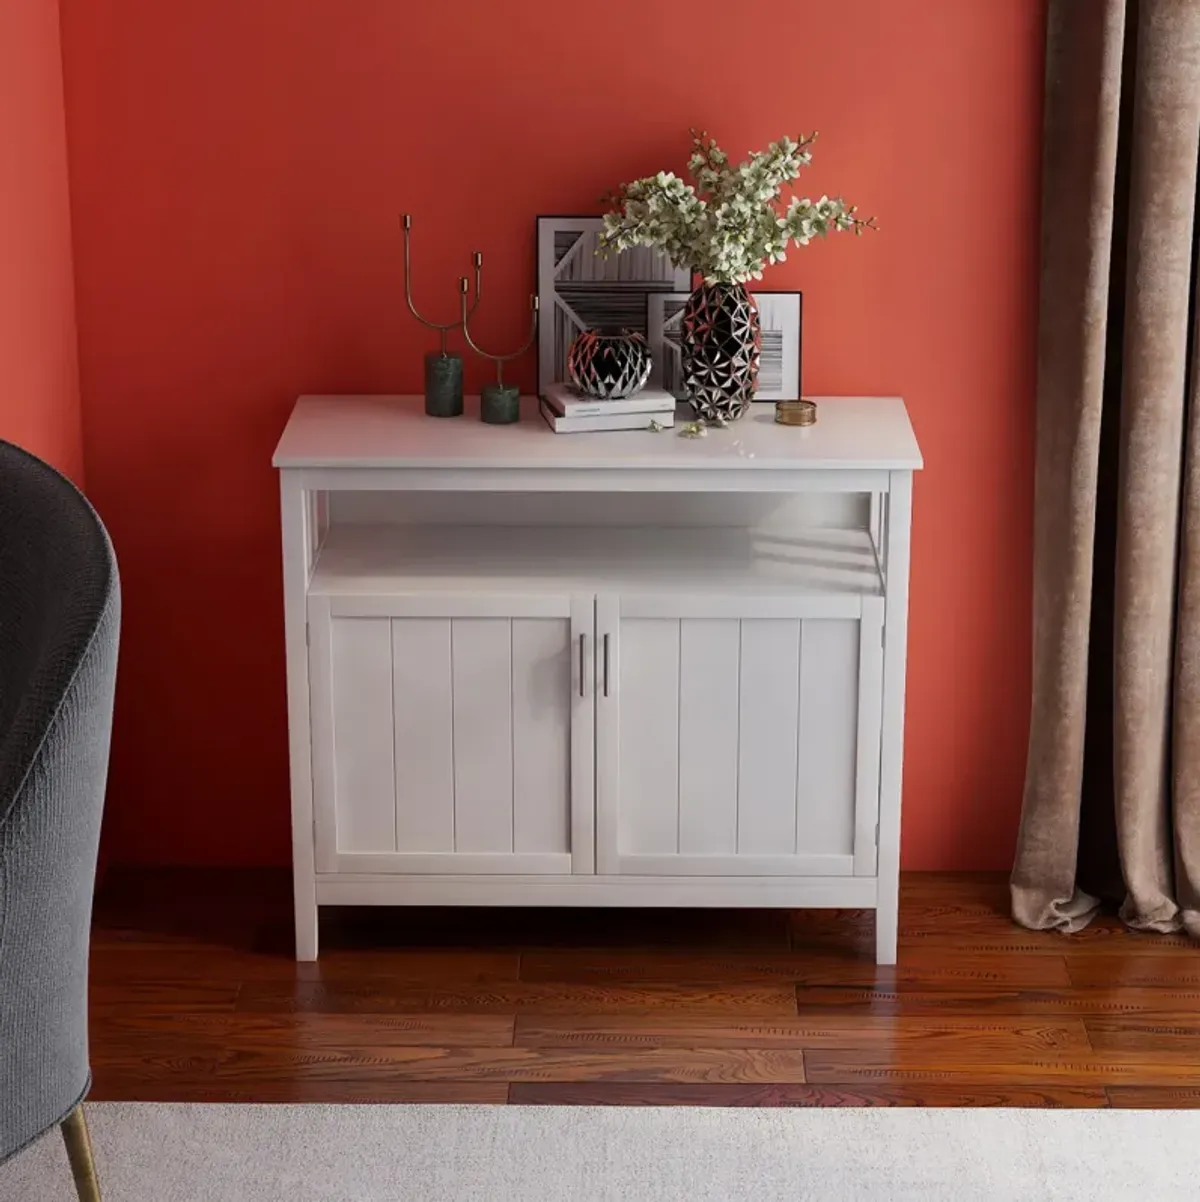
[599,130,874,286]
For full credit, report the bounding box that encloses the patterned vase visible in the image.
[568,330,653,399]
[680,282,761,422]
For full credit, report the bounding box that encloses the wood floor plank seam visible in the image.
[207,1044,809,1085]
[505,1082,1115,1108]
[512,1015,1095,1053]
[521,949,1076,988]
[1106,1086,1200,1108]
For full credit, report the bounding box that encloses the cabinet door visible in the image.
[309,593,594,875]
[596,593,883,877]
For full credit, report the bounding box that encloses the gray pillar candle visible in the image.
[424,352,464,417]
[480,383,520,425]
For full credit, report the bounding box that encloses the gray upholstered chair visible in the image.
[0,441,119,1201]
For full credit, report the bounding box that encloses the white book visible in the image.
[542,381,676,418]
[539,399,675,434]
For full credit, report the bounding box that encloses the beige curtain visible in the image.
[1013,0,1200,938]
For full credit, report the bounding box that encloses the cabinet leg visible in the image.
[294,877,318,961]
[295,905,318,961]
[875,893,898,966]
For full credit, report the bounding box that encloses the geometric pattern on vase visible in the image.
[648,291,801,402]
[680,282,762,422]
[567,330,653,399]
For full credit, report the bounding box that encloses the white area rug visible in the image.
[4,1103,1200,1201]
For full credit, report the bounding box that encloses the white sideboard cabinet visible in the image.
[273,396,922,963]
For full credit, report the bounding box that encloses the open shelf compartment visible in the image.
[307,523,885,599]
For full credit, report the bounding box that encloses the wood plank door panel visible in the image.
[309,593,594,875]
[596,593,883,878]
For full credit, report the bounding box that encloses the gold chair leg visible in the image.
[61,1105,102,1202]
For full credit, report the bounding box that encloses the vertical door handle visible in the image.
[603,633,610,697]
[579,633,586,697]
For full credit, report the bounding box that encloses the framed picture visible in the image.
[536,216,691,397]
[647,291,803,402]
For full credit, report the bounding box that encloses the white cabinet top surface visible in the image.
[273,395,922,472]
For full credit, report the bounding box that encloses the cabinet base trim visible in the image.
[314,874,878,908]
[610,853,855,877]
[330,852,575,875]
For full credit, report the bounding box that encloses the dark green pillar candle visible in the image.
[480,383,520,425]
[424,352,463,417]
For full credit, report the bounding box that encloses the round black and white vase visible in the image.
[567,330,652,400]
[681,282,761,423]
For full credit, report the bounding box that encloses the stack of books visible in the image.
[540,383,677,434]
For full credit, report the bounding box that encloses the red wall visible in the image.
[0,0,82,480]
[59,0,1044,870]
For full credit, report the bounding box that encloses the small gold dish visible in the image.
[775,399,817,427]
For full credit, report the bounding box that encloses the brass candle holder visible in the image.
[775,399,818,427]
[402,214,482,417]
[460,280,539,425]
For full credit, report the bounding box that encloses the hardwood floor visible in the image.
[88,870,1200,1107]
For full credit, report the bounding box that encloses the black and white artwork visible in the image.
[536,216,691,396]
[647,291,803,402]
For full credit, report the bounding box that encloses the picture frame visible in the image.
[536,215,691,397]
[647,291,803,402]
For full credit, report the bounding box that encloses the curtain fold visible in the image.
[1013,0,1200,938]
